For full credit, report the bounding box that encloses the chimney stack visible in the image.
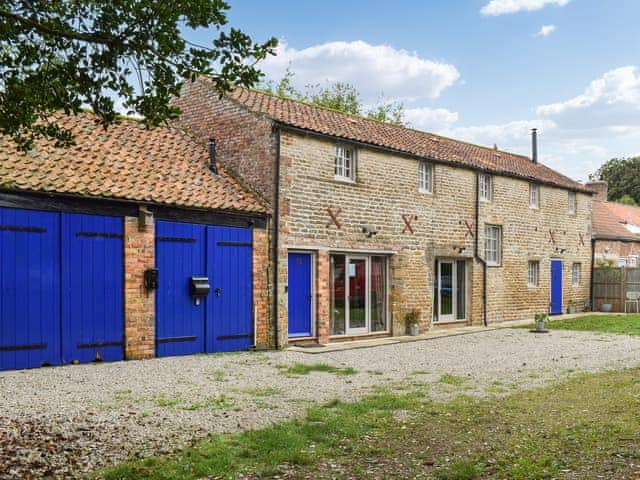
[531,128,538,164]
[586,180,608,202]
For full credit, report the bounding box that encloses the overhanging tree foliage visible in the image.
[595,157,640,205]
[0,1,277,149]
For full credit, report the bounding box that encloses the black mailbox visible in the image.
[190,277,211,298]
[144,268,159,290]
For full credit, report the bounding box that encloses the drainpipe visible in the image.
[474,172,488,327]
[590,238,596,311]
[272,125,281,349]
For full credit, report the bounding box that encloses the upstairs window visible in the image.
[529,184,540,209]
[528,261,539,287]
[419,162,433,193]
[334,145,356,182]
[572,263,581,286]
[484,224,502,266]
[568,191,577,214]
[479,174,492,202]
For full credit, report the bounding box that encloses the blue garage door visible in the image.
[156,221,253,357]
[0,209,62,370]
[0,207,124,370]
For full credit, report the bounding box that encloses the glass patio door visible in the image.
[438,261,454,322]
[347,257,368,334]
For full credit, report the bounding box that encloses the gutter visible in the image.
[474,172,488,327]
[272,125,281,349]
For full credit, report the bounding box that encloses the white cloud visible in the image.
[260,40,460,103]
[535,24,557,37]
[481,0,570,16]
[404,107,459,131]
[537,66,640,123]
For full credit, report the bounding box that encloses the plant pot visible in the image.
[409,323,420,336]
[568,306,576,314]
[600,303,612,313]
[536,320,546,331]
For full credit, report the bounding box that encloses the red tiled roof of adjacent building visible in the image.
[223,85,590,193]
[593,200,640,241]
[0,113,266,213]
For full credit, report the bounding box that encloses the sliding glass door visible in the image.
[436,259,467,322]
[330,255,387,336]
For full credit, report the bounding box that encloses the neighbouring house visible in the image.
[0,113,270,371]
[589,180,640,267]
[173,78,594,346]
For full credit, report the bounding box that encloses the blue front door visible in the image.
[61,213,124,364]
[206,226,253,353]
[550,259,563,315]
[288,252,313,337]
[155,221,207,357]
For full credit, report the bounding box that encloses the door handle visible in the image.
[215,287,222,297]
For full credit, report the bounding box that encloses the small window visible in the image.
[572,263,581,286]
[479,174,492,202]
[334,145,356,181]
[529,184,539,209]
[568,191,577,214]
[484,225,502,266]
[630,256,638,267]
[419,162,433,193]
[528,261,539,287]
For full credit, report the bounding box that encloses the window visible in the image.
[568,191,577,214]
[631,256,638,267]
[484,225,502,266]
[528,261,539,287]
[572,263,581,286]
[529,184,539,209]
[419,162,433,193]
[479,174,492,202]
[334,145,355,181]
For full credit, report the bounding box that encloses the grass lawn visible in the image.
[520,314,640,336]
[97,367,640,480]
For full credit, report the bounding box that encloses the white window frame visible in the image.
[630,256,638,268]
[528,261,539,287]
[568,191,577,214]
[479,174,492,202]
[418,162,433,194]
[484,224,502,266]
[529,184,539,209]
[334,145,356,182]
[572,263,581,286]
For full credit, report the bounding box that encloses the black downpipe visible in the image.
[474,173,488,327]
[590,238,596,312]
[272,126,281,349]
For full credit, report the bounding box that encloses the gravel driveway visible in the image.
[2,328,640,479]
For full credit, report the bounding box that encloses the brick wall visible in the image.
[278,131,592,337]
[124,217,155,359]
[594,239,640,266]
[253,225,272,347]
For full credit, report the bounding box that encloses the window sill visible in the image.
[480,199,491,203]
[487,262,502,267]
[528,284,539,288]
[334,176,356,184]
[418,188,433,195]
[529,206,539,210]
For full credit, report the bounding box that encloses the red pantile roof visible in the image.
[0,113,266,213]
[593,200,640,241]
[224,85,590,193]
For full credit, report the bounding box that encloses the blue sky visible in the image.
[187,0,640,181]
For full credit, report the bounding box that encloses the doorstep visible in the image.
[285,312,603,354]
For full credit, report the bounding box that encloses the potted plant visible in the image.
[534,312,549,332]
[567,299,577,314]
[405,309,421,336]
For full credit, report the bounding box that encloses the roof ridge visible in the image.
[233,85,533,161]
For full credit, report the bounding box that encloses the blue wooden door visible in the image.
[61,213,124,364]
[0,208,61,370]
[155,221,206,357]
[550,259,563,315]
[288,252,313,337]
[206,226,253,353]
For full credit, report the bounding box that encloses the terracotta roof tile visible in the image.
[223,85,589,193]
[0,113,266,214]
[593,200,640,241]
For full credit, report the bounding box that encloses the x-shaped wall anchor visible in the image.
[326,207,343,229]
[578,233,585,247]
[402,214,417,234]
[464,220,474,238]
[548,229,557,245]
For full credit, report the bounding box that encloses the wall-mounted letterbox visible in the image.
[144,268,159,290]
[190,276,210,305]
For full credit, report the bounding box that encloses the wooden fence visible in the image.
[593,267,640,312]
